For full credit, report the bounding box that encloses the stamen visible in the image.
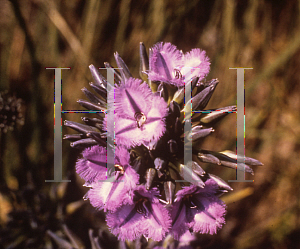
[184,194,202,209]
[134,112,147,128]
[134,197,162,226]
[114,164,125,174]
[119,194,166,228]
[174,68,182,79]
[135,197,149,216]
[107,164,125,176]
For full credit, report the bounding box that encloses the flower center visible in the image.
[174,68,182,79]
[114,164,125,174]
[134,112,147,128]
[107,164,125,177]
[183,194,198,209]
[135,197,150,217]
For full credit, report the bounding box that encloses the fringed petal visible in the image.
[86,178,132,212]
[189,196,226,235]
[86,166,139,212]
[144,201,172,241]
[76,145,107,182]
[114,115,145,147]
[106,204,144,241]
[182,48,210,83]
[112,78,153,120]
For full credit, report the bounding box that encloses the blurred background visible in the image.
[0,0,299,248]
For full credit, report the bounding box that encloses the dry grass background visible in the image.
[0,0,300,248]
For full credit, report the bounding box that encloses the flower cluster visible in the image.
[0,91,24,133]
[64,42,262,242]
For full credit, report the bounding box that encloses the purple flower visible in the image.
[77,145,139,212]
[148,42,210,87]
[170,179,226,239]
[106,185,172,241]
[106,77,168,148]
[149,42,183,86]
